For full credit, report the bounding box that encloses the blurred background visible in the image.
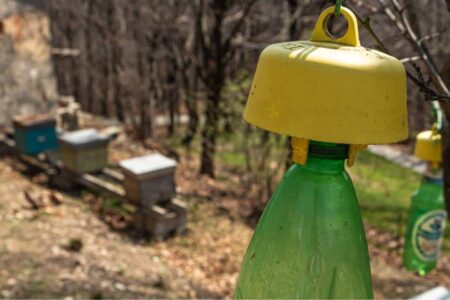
[0,0,449,298]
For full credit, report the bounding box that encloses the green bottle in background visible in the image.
[234,142,373,299]
[403,175,446,276]
[403,129,447,276]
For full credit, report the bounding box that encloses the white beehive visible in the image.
[119,153,177,205]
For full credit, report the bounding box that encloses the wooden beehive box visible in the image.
[133,198,187,239]
[119,153,177,205]
[58,129,109,174]
[13,114,58,155]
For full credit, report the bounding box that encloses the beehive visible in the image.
[133,199,187,239]
[119,153,177,205]
[58,129,109,174]
[13,114,58,155]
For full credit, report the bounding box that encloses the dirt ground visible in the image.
[0,135,449,299]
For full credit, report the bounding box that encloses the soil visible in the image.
[0,130,449,299]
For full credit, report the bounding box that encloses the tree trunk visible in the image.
[200,90,220,177]
[182,89,199,147]
[167,60,178,136]
[199,0,226,177]
[440,56,450,216]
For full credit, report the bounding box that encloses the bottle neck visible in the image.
[300,141,348,173]
[302,156,346,173]
[423,175,443,186]
[424,162,442,178]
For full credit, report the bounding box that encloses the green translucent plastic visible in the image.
[403,176,446,276]
[234,146,373,299]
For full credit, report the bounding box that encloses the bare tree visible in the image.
[189,0,258,177]
[47,1,449,200]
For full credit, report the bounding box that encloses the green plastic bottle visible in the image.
[234,142,373,299]
[403,174,447,275]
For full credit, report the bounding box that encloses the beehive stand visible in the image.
[120,154,187,239]
[1,129,187,240]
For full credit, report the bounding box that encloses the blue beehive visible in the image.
[13,114,58,155]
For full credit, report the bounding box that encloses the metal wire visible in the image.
[335,0,342,16]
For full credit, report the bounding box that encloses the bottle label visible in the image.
[412,210,447,262]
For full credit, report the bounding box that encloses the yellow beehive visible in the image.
[58,129,110,174]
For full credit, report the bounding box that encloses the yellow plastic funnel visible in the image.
[244,6,408,147]
[415,130,442,164]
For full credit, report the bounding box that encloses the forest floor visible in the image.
[0,117,450,299]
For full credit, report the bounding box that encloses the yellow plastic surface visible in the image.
[291,137,366,167]
[311,7,360,47]
[414,130,442,163]
[347,144,367,167]
[244,6,408,145]
[291,137,309,165]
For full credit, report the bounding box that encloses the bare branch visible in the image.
[348,2,450,102]
[418,31,446,43]
[400,56,421,63]
[223,0,258,56]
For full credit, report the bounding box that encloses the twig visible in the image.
[400,56,420,63]
[348,2,450,101]
[49,192,63,206]
[51,48,80,57]
[24,189,42,210]
[223,0,258,61]
[389,0,450,98]
[418,31,445,43]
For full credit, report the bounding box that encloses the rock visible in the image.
[114,282,126,291]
